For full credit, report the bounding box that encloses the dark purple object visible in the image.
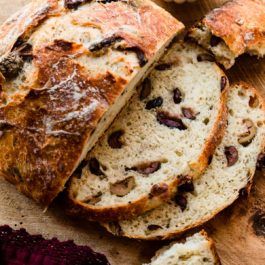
[0,225,111,265]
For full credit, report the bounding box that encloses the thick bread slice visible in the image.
[145,230,220,265]
[68,42,228,221]
[103,82,265,239]
[188,0,265,69]
[0,0,183,205]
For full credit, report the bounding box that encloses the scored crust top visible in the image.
[0,0,183,205]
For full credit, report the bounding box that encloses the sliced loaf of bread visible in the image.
[103,82,265,239]
[188,0,265,69]
[0,0,183,205]
[68,42,228,221]
[145,230,220,265]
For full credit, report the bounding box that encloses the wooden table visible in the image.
[0,1,264,264]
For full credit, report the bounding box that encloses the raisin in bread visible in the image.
[188,0,265,69]
[68,42,228,221]
[103,82,265,239]
[145,230,220,265]
[0,0,183,205]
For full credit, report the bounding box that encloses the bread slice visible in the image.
[0,0,183,205]
[102,82,265,239]
[145,230,220,265]
[68,41,228,221]
[188,0,265,69]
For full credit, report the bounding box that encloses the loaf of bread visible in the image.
[0,0,183,205]
[103,82,265,239]
[68,41,228,221]
[145,230,220,265]
[189,0,265,68]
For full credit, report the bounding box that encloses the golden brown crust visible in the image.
[204,0,265,57]
[69,1,183,59]
[0,40,126,204]
[0,0,59,57]
[0,0,182,205]
[71,0,184,59]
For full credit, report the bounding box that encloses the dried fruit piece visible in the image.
[208,155,213,165]
[64,0,88,9]
[178,178,194,193]
[157,112,187,130]
[89,36,123,52]
[175,194,187,211]
[238,119,257,147]
[173,88,183,104]
[155,63,171,71]
[53,39,73,51]
[150,183,168,196]
[210,35,222,47]
[147,224,163,231]
[0,52,24,79]
[89,158,104,176]
[257,153,265,170]
[110,176,136,197]
[224,146,238,167]
[131,161,161,175]
[108,130,124,149]
[182,107,197,120]
[145,97,163,110]
[220,76,227,91]
[249,95,260,108]
[125,47,147,67]
[140,78,152,100]
[197,53,215,62]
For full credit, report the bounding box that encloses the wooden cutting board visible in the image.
[0,1,264,264]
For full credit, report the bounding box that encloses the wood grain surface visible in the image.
[0,1,264,264]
